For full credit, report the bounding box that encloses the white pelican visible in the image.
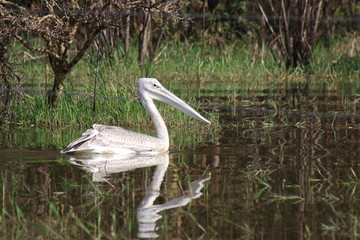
[61,78,210,154]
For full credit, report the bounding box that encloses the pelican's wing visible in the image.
[61,124,166,154]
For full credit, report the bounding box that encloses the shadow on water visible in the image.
[1,85,360,239]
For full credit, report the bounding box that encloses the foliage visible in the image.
[0,17,24,125]
[255,0,333,68]
[0,0,183,106]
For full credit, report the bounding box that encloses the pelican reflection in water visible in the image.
[61,78,210,155]
[68,153,208,238]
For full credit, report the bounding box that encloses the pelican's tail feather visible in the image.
[60,125,99,154]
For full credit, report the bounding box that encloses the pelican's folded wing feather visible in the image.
[61,124,166,154]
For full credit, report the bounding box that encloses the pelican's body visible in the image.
[61,78,210,154]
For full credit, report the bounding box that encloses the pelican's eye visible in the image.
[153,83,159,88]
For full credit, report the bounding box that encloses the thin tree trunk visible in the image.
[48,56,69,107]
[124,9,130,54]
[138,11,152,64]
[0,65,12,120]
[201,0,208,50]
[152,21,166,61]
[0,39,11,115]
[48,69,67,107]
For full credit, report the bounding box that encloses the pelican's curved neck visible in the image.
[141,95,169,150]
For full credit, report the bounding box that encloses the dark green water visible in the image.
[1,86,360,239]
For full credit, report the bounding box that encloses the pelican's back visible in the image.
[61,124,166,154]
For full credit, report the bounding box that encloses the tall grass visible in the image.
[2,38,359,146]
[2,43,227,149]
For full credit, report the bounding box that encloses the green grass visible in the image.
[1,37,359,150]
[2,68,219,150]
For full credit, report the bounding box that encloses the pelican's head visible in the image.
[138,78,164,94]
[138,78,211,124]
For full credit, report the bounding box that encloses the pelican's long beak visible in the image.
[153,87,211,125]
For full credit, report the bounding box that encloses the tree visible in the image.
[255,0,341,68]
[0,0,123,106]
[0,0,184,107]
[90,0,184,64]
[134,0,184,64]
[0,17,21,122]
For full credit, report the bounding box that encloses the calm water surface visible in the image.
[1,86,360,239]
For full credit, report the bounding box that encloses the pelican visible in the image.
[61,78,210,154]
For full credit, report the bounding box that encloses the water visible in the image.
[1,87,360,239]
